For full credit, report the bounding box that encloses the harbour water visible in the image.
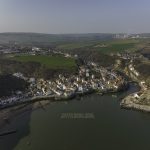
[1,84,150,150]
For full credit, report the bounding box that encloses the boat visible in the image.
[112,94,117,98]
[55,92,76,100]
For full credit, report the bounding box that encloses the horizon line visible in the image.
[0,32,148,35]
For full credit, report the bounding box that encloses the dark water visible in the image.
[1,84,150,150]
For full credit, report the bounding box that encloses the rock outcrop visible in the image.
[121,89,150,112]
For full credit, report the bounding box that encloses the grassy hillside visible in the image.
[11,55,76,69]
[56,41,95,50]
[57,39,143,54]
[0,55,77,79]
[134,61,150,79]
[127,59,150,86]
[92,39,140,53]
[0,33,114,45]
[1,33,149,54]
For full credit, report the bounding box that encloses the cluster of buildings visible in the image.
[0,44,74,59]
[128,64,139,77]
[0,61,127,108]
[113,52,142,60]
[115,34,140,39]
[27,63,126,98]
[0,96,25,107]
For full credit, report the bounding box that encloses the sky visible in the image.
[0,0,150,34]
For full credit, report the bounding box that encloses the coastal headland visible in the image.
[0,36,149,114]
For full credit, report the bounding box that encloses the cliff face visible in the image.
[121,89,150,112]
[117,58,149,87]
[121,64,150,112]
[116,58,150,113]
[0,75,28,98]
[121,66,150,112]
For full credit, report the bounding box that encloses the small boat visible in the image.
[97,92,104,96]
[55,92,76,100]
[112,94,117,98]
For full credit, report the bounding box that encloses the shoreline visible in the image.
[0,85,127,110]
[0,84,127,125]
[0,83,136,130]
[0,100,50,131]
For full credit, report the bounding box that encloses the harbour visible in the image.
[1,83,150,150]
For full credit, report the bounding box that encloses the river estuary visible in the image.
[1,84,150,150]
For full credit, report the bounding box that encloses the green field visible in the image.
[56,39,141,54]
[56,42,95,50]
[92,39,140,53]
[12,55,77,69]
